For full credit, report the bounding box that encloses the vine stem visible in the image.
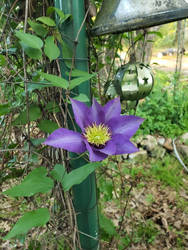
[0,0,19,41]
[23,0,31,166]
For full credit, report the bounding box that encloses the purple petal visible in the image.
[97,140,116,155]
[108,115,144,138]
[89,98,105,125]
[70,98,90,130]
[44,128,86,153]
[103,97,121,122]
[84,140,107,162]
[111,134,139,154]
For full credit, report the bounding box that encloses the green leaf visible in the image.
[15,31,43,49]
[134,33,144,43]
[0,55,6,66]
[13,105,42,125]
[62,162,100,191]
[54,8,71,24]
[50,164,67,182]
[27,82,50,91]
[45,101,60,113]
[20,42,42,59]
[53,7,65,19]
[0,103,11,116]
[69,75,95,90]
[148,31,163,38]
[30,138,45,146]
[72,93,89,102]
[28,20,48,37]
[46,6,55,16]
[146,39,154,43]
[36,16,56,27]
[47,7,71,24]
[4,208,50,240]
[54,30,63,44]
[44,36,60,61]
[25,48,42,59]
[99,212,117,236]
[39,72,69,89]
[38,119,59,133]
[3,167,54,197]
[62,41,72,68]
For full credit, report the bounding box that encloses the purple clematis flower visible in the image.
[44,97,144,162]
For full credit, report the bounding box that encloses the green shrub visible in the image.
[136,71,188,137]
[150,155,183,190]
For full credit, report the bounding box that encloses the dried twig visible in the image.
[173,138,188,173]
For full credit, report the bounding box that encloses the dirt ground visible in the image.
[151,53,188,76]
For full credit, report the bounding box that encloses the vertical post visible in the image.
[54,1,99,249]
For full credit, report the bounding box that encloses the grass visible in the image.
[124,155,185,191]
[177,198,188,214]
[118,220,159,249]
[133,220,159,244]
[150,156,184,191]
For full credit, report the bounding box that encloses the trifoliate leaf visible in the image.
[3,167,54,197]
[4,208,50,240]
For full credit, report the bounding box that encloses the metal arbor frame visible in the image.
[54,1,99,249]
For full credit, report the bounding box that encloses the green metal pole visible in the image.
[54,1,99,249]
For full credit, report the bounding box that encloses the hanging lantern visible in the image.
[91,0,188,36]
[106,62,154,101]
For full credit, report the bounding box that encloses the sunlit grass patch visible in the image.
[150,156,185,191]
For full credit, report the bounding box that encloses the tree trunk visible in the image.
[135,26,160,64]
[175,20,186,74]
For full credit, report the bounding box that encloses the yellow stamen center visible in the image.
[84,123,111,147]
